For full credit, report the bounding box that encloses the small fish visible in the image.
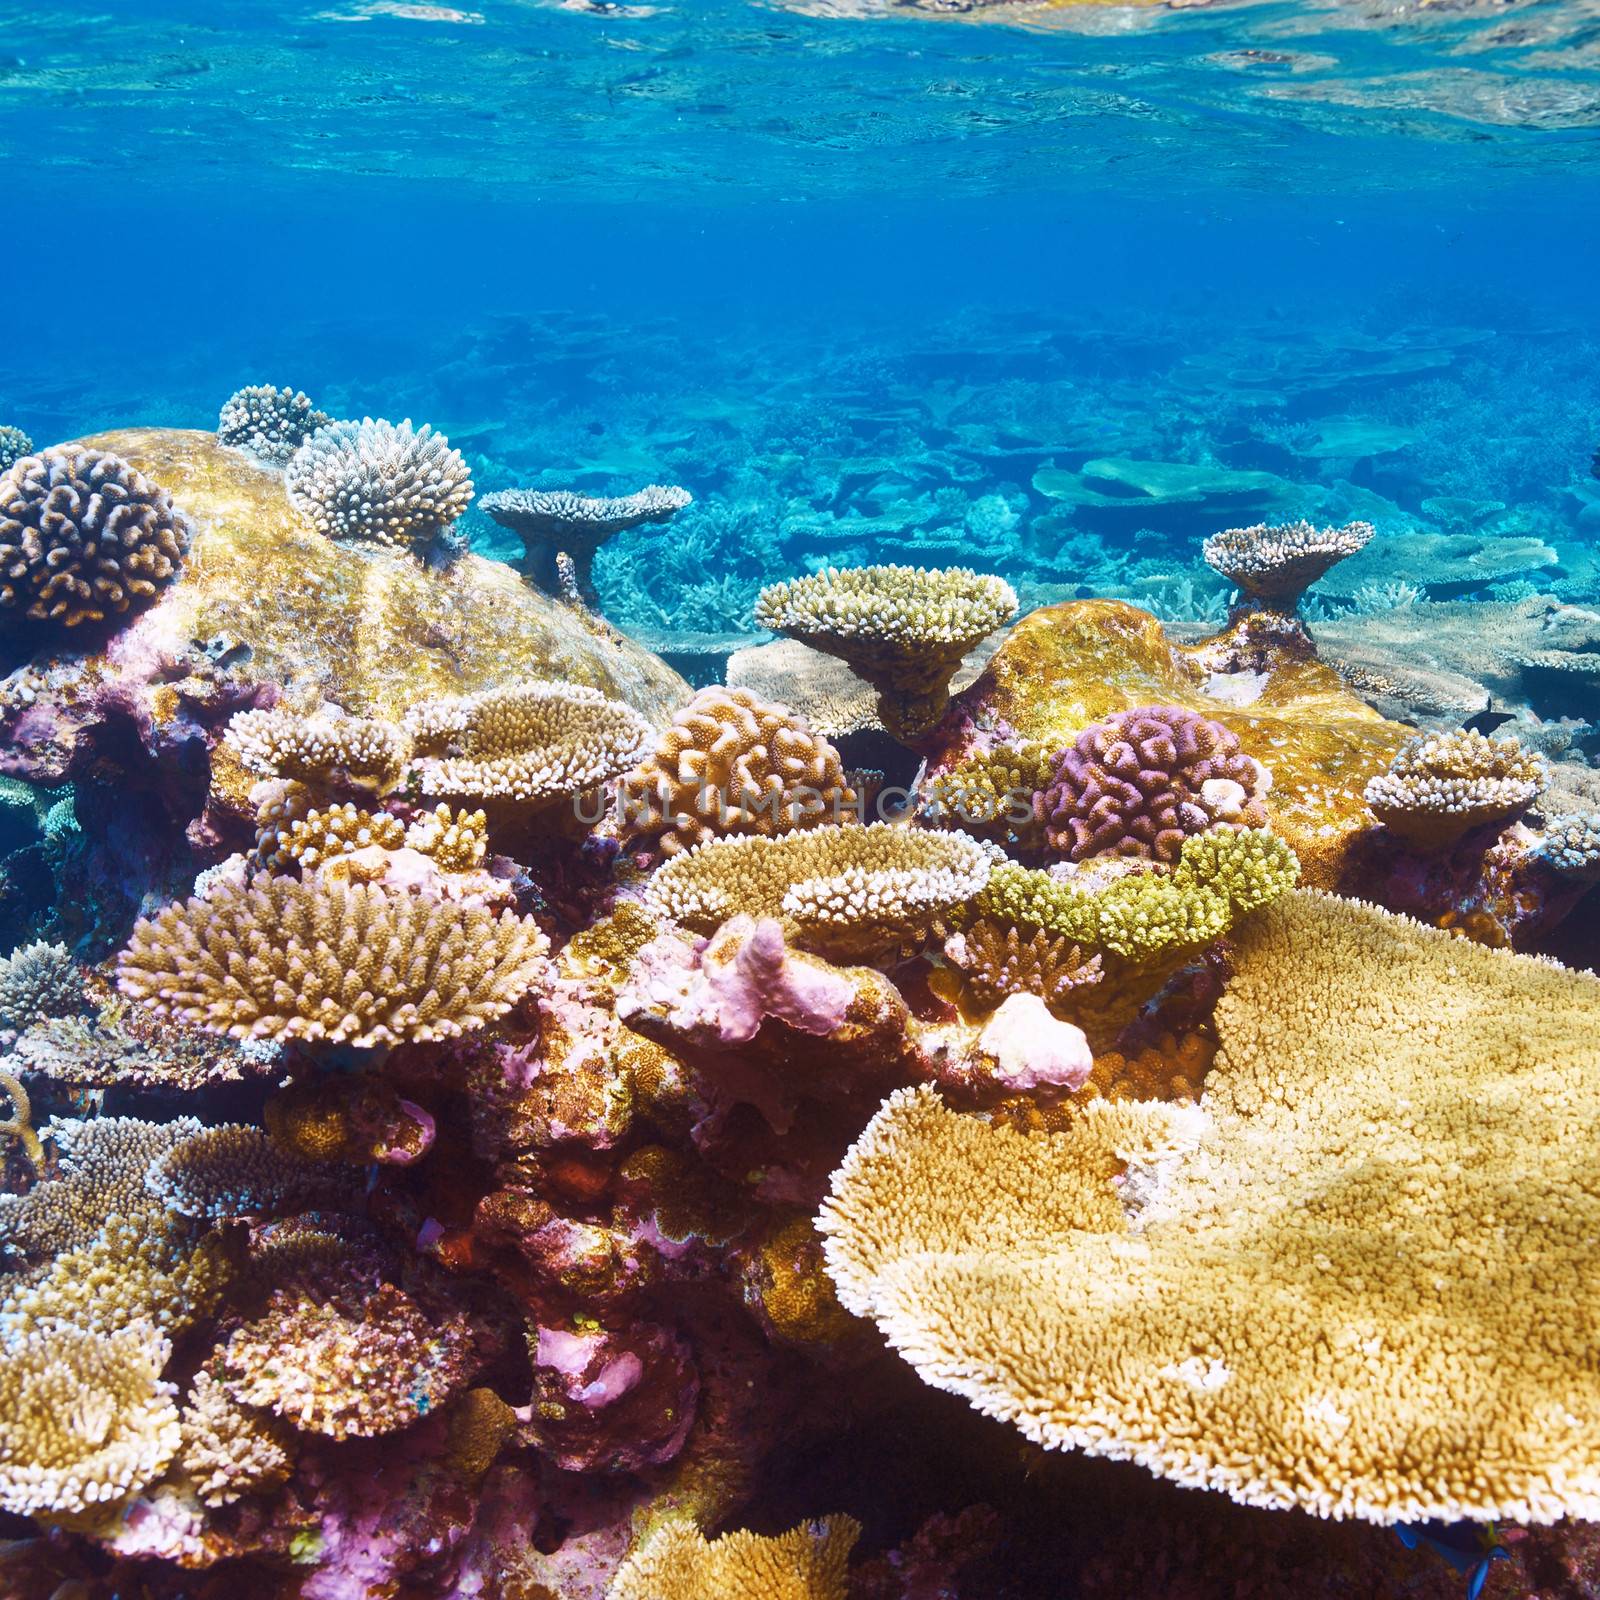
[1394,1519,1510,1600]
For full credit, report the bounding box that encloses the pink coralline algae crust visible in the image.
[1036,704,1270,864]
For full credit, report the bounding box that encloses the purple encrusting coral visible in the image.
[1034,704,1270,864]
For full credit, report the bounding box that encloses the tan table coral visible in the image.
[820,890,1600,1526]
[930,600,1407,887]
[1364,728,1547,848]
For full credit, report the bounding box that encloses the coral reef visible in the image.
[941,921,1103,1015]
[1202,518,1375,615]
[225,705,409,787]
[216,384,332,465]
[0,447,192,631]
[1364,728,1547,847]
[0,939,84,1034]
[286,417,473,554]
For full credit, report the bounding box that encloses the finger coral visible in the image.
[225,705,409,786]
[116,877,550,1047]
[645,821,991,962]
[280,800,405,870]
[607,1515,861,1600]
[405,679,653,808]
[0,940,85,1033]
[0,425,32,472]
[179,1370,294,1508]
[755,564,1016,742]
[286,417,473,554]
[1537,810,1600,876]
[405,802,489,870]
[217,384,333,465]
[0,1323,180,1519]
[1364,728,1547,848]
[821,890,1600,1526]
[1202,518,1375,613]
[1036,705,1270,863]
[0,447,192,630]
[619,685,856,855]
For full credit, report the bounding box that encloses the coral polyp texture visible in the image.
[820,890,1600,1526]
[1364,728,1548,847]
[606,1515,861,1600]
[225,704,409,785]
[1202,518,1375,611]
[0,939,84,1033]
[405,801,489,869]
[645,820,991,961]
[942,921,1103,1015]
[405,678,654,806]
[0,447,192,630]
[619,685,857,855]
[179,1370,294,1508]
[116,876,549,1046]
[755,564,1016,741]
[1036,704,1270,863]
[0,1323,179,1519]
[280,800,406,869]
[1537,809,1600,876]
[0,424,32,472]
[216,383,333,465]
[286,417,473,553]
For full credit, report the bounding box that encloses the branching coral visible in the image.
[147,1124,355,1220]
[1537,810,1600,876]
[117,877,549,1047]
[217,384,333,465]
[221,1277,475,1439]
[0,1323,180,1519]
[0,941,85,1033]
[1036,706,1270,864]
[755,564,1016,741]
[404,679,653,808]
[286,417,473,553]
[1202,519,1375,613]
[942,921,1103,1015]
[619,686,856,855]
[918,741,1053,847]
[179,1370,294,1508]
[280,801,405,870]
[821,891,1600,1526]
[225,706,409,786]
[0,425,32,473]
[607,1515,861,1600]
[405,802,488,870]
[1364,728,1547,847]
[0,1067,42,1167]
[0,447,192,630]
[645,821,991,962]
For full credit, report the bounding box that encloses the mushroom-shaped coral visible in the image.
[0,425,32,473]
[221,1276,475,1440]
[0,447,192,630]
[1363,728,1547,848]
[619,686,857,856]
[405,679,653,810]
[1036,705,1270,864]
[607,1515,861,1600]
[179,1370,294,1508]
[217,384,332,466]
[821,890,1600,1526]
[481,484,691,602]
[755,564,1016,742]
[225,705,409,788]
[1202,519,1375,614]
[285,417,473,554]
[0,940,84,1034]
[0,1323,180,1519]
[645,821,991,963]
[116,876,549,1047]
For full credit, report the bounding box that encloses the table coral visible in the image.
[756,564,1016,742]
[225,705,410,787]
[1364,728,1547,848]
[1202,518,1374,614]
[606,1515,860,1600]
[217,384,332,466]
[820,889,1600,1526]
[147,1124,357,1219]
[117,875,549,1047]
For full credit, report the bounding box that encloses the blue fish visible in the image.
[1394,1519,1510,1600]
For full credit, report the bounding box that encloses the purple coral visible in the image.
[1035,705,1270,864]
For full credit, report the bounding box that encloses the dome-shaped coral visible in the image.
[1202,519,1375,612]
[1036,705,1270,864]
[1364,728,1546,848]
[0,447,192,630]
[0,425,32,473]
[619,686,856,856]
[1537,810,1600,877]
[755,564,1016,742]
[217,384,333,466]
[286,417,473,554]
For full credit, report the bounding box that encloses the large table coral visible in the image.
[820,889,1600,1526]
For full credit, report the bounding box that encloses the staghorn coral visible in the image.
[0,1066,42,1167]
[117,876,549,1048]
[482,484,692,601]
[755,564,1016,742]
[221,1277,475,1440]
[217,384,333,465]
[179,1369,294,1508]
[285,417,472,554]
[607,1515,861,1600]
[1364,728,1547,848]
[405,802,488,871]
[225,705,409,786]
[0,425,32,472]
[0,1324,180,1521]
[1036,705,1270,864]
[1202,519,1375,613]
[645,821,991,963]
[280,800,405,870]
[405,679,653,808]
[0,447,192,630]
[147,1123,355,1220]
[619,685,857,855]
[0,941,85,1034]
[942,921,1103,1015]
[821,890,1600,1526]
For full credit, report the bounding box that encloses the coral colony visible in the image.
[0,364,1597,1600]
